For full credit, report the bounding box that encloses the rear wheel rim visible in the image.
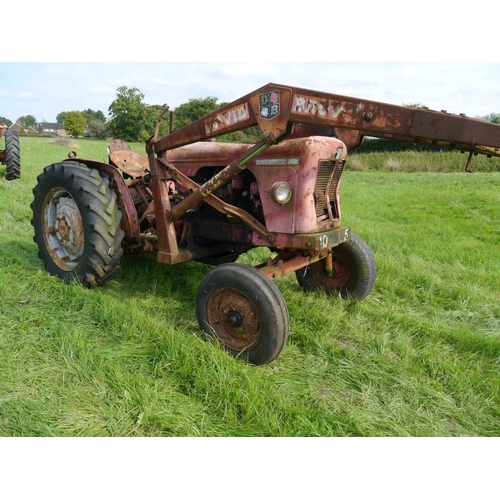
[41,187,85,271]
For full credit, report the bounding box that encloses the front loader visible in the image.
[0,123,21,180]
[30,83,500,364]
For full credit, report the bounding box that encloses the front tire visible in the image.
[195,263,290,365]
[31,161,124,286]
[296,231,376,300]
[5,130,20,180]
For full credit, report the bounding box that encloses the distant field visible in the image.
[1,135,499,436]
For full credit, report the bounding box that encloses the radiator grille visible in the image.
[314,160,344,221]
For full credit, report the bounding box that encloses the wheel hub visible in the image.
[331,259,346,277]
[226,310,243,327]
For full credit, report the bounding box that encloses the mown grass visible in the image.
[1,136,500,436]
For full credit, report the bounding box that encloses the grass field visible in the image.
[1,135,500,437]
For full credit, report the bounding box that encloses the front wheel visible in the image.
[296,231,376,300]
[5,130,20,180]
[195,263,290,365]
[31,161,125,286]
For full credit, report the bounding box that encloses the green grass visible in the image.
[348,149,500,172]
[1,136,500,436]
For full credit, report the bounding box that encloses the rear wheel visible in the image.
[195,263,289,365]
[5,130,20,180]
[296,231,376,300]
[31,161,124,286]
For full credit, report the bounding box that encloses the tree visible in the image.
[56,111,68,124]
[17,115,37,127]
[173,96,220,130]
[107,86,148,142]
[0,116,13,127]
[64,111,86,137]
[82,108,107,139]
[172,97,262,144]
[479,112,500,124]
[137,104,171,142]
[82,108,106,123]
[402,102,427,108]
[87,119,107,139]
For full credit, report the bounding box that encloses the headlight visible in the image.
[270,182,293,205]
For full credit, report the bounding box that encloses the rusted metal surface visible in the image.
[288,86,500,156]
[163,136,345,234]
[206,286,262,351]
[161,156,273,239]
[110,150,149,178]
[150,83,500,157]
[110,82,500,276]
[167,140,270,219]
[256,251,327,280]
[0,123,7,162]
[298,245,354,290]
[42,187,85,271]
[108,139,131,153]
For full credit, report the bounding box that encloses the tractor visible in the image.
[0,124,21,180]
[30,83,500,364]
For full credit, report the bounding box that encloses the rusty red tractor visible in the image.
[30,83,500,364]
[0,124,21,180]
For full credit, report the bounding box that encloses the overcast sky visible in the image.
[1,62,499,124]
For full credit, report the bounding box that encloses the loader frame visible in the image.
[142,83,500,270]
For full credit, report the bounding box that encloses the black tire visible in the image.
[5,130,20,180]
[195,263,290,365]
[296,231,376,300]
[31,161,124,286]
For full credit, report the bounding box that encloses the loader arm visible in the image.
[145,83,500,264]
[150,82,500,158]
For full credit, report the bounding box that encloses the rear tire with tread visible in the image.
[31,161,124,286]
[5,130,20,180]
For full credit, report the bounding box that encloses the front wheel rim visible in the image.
[206,287,262,351]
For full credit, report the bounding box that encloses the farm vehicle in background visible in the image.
[0,124,21,180]
[30,83,500,364]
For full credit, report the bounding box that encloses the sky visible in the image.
[2,1,499,127]
[1,62,499,124]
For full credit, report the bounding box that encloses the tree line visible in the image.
[0,86,262,144]
[1,87,499,144]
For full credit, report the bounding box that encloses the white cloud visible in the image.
[17,91,35,99]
